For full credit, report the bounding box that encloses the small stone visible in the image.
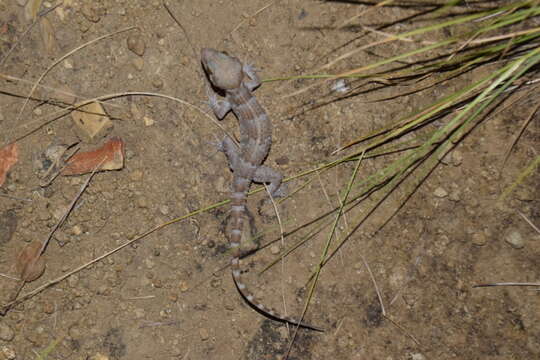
[81,3,100,23]
[137,197,148,208]
[433,187,448,198]
[151,77,163,89]
[505,229,524,249]
[143,116,155,126]
[64,59,73,69]
[471,232,487,246]
[0,323,15,341]
[127,33,145,56]
[179,280,189,292]
[72,224,83,236]
[132,57,144,71]
[33,107,43,116]
[42,301,55,314]
[159,205,169,215]
[199,328,209,341]
[451,150,463,166]
[68,324,82,339]
[96,284,109,295]
[411,353,426,360]
[270,245,280,255]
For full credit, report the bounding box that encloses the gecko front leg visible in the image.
[242,63,261,91]
[206,85,232,119]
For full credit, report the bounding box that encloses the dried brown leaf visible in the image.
[15,240,46,282]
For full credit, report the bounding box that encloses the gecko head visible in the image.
[201,48,243,90]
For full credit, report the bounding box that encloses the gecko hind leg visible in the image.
[253,165,286,198]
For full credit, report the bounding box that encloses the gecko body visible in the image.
[201,48,321,331]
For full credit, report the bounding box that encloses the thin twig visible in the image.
[264,183,291,334]
[517,211,540,234]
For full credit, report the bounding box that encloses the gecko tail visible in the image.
[231,258,324,332]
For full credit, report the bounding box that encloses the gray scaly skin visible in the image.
[201,48,322,331]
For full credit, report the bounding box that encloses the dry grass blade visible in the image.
[501,101,540,168]
[285,155,363,358]
[4,91,236,149]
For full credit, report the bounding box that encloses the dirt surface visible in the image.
[0,1,539,359]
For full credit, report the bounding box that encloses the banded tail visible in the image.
[228,179,323,332]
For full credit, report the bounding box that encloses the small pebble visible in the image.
[137,197,148,208]
[72,224,83,236]
[199,328,209,341]
[411,353,426,360]
[179,280,189,292]
[151,77,164,89]
[42,302,55,314]
[451,150,463,166]
[331,79,350,93]
[143,116,155,127]
[64,59,73,69]
[127,33,146,56]
[505,229,524,249]
[270,245,280,255]
[0,323,15,341]
[471,232,487,246]
[433,187,448,198]
[159,205,169,215]
[81,3,100,23]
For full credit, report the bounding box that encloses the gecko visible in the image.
[201,48,322,331]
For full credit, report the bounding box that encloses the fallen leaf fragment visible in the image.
[16,240,46,283]
[0,143,19,187]
[62,137,125,175]
[71,102,113,143]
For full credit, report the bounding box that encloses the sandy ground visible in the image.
[0,1,539,359]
